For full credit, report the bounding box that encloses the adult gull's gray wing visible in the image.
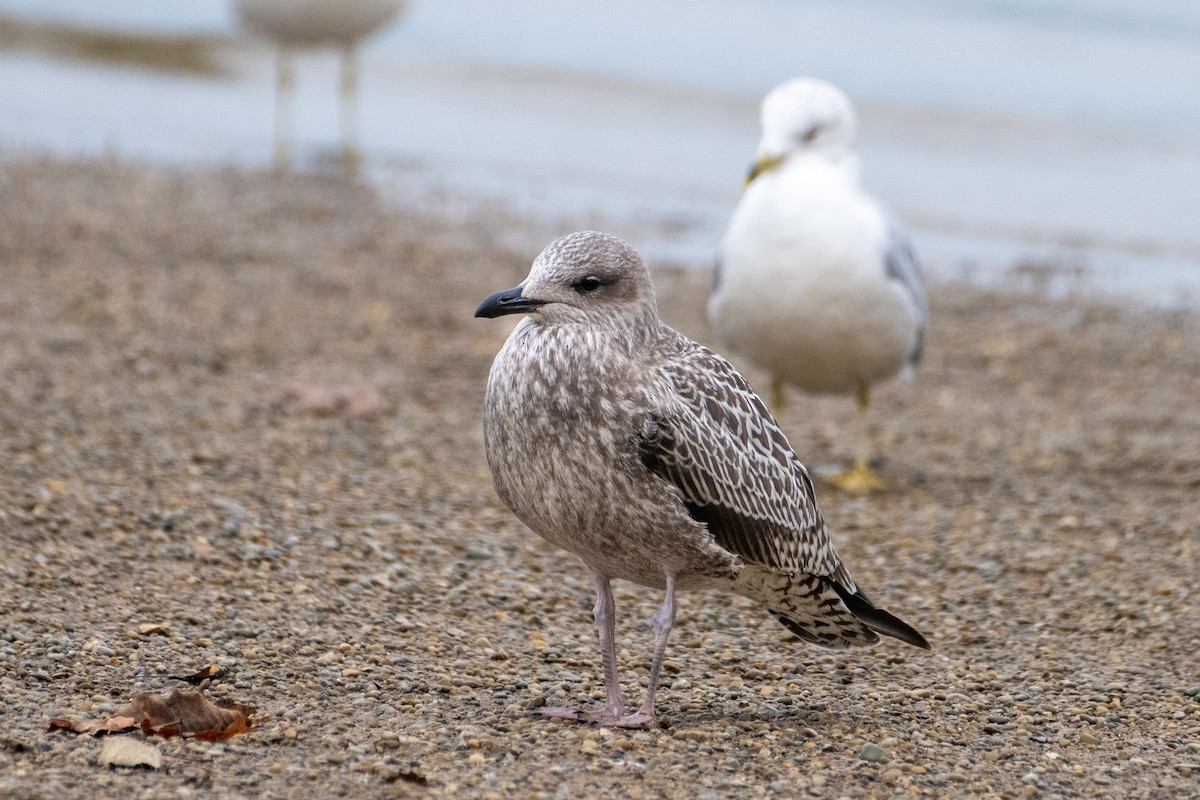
[882,216,927,365]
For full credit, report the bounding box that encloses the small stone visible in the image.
[860,743,888,762]
[137,623,171,637]
[99,737,162,769]
[1078,731,1099,745]
[317,652,338,665]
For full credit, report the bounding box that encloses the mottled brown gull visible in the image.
[476,231,929,729]
[711,77,926,492]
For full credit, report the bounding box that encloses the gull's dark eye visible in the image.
[800,125,822,143]
[574,276,603,294]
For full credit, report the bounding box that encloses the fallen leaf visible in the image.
[193,711,255,742]
[120,690,256,740]
[50,688,256,742]
[98,736,162,769]
[170,665,226,686]
[48,716,138,736]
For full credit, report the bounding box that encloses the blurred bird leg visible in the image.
[274,48,295,168]
[339,46,362,175]
[771,376,786,416]
[825,382,886,492]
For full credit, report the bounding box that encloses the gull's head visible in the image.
[475,231,659,329]
[746,77,858,184]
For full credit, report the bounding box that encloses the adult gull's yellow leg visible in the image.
[824,382,887,492]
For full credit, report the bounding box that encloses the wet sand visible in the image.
[0,156,1197,798]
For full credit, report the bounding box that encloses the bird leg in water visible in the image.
[274,48,295,168]
[339,46,362,176]
[824,382,887,491]
[534,571,627,724]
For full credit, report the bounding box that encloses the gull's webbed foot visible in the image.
[609,710,657,729]
[531,706,657,729]
[531,700,626,725]
[822,459,887,492]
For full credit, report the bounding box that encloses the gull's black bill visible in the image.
[474,286,546,318]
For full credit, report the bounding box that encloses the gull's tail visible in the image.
[830,582,930,650]
[737,567,930,650]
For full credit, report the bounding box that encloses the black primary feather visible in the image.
[831,582,931,649]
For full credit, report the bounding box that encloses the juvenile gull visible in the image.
[711,77,926,492]
[476,231,929,729]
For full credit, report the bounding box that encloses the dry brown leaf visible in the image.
[48,715,138,736]
[120,690,256,740]
[193,709,255,742]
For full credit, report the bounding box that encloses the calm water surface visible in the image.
[2,0,1198,304]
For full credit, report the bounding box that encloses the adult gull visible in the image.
[711,77,926,492]
[234,0,406,171]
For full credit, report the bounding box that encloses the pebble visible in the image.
[860,743,889,762]
[99,738,162,770]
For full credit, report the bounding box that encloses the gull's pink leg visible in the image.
[534,570,626,724]
[612,574,676,729]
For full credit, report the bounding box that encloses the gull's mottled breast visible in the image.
[483,317,739,588]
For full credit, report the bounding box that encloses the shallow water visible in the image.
[1,0,1198,305]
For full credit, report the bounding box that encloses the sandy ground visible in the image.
[0,156,1197,799]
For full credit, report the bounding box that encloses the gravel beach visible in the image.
[0,157,1197,798]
